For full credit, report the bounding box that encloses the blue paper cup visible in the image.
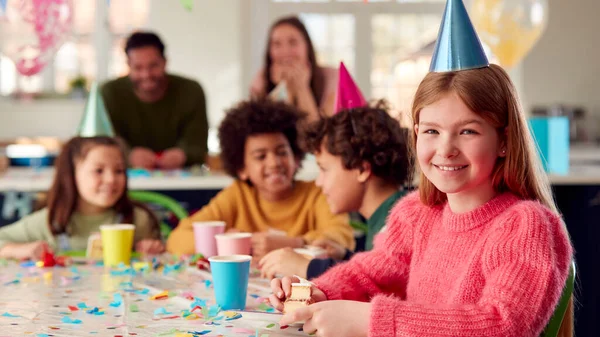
[208,255,252,310]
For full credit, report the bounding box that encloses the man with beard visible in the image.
[101,31,208,169]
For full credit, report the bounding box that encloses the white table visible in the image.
[0,258,303,337]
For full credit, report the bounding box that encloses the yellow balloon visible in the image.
[471,0,548,68]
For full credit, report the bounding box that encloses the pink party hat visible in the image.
[334,62,367,114]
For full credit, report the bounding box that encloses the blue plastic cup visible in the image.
[208,255,252,310]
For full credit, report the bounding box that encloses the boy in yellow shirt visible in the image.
[167,100,354,258]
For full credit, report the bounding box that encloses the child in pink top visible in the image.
[269,2,573,336]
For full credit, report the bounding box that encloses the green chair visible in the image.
[128,191,189,240]
[541,261,576,337]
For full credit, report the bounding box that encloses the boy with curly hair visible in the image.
[259,101,410,279]
[167,100,354,258]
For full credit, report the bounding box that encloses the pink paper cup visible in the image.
[215,233,252,256]
[192,221,226,257]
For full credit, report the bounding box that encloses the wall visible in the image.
[522,0,600,137]
[147,0,243,130]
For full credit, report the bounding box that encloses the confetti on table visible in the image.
[86,307,104,315]
[129,304,139,312]
[204,280,212,289]
[134,288,149,295]
[266,323,275,328]
[257,303,276,313]
[36,334,49,337]
[61,316,82,324]
[109,293,123,307]
[158,328,185,336]
[1,312,20,318]
[150,290,170,300]
[133,262,150,272]
[154,307,173,316]
[180,291,194,300]
[186,331,211,336]
[119,281,133,288]
[223,311,242,321]
[77,302,88,309]
[68,305,78,311]
[20,261,36,268]
[3,279,20,286]
[163,262,184,275]
[190,297,207,309]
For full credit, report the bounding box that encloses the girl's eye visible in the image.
[423,129,438,134]
[461,129,478,135]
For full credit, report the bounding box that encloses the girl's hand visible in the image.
[280,300,371,337]
[0,241,50,260]
[259,247,311,279]
[268,276,327,312]
[135,239,165,255]
[270,63,286,84]
[283,62,311,93]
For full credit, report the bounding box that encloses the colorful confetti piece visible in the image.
[223,311,242,321]
[61,316,82,324]
[129,304,139,312]
[190,297,207,309]
[150,290,170,300]
[134,288,149,295]
[154,307,173,316]
[109,293,123,307]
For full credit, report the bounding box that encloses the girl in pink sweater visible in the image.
[268,66,573,337]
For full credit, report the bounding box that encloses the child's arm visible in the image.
[166,186,236,255]
[311,215,413,302]
[0,209,54,259]
[366,204,572,337]
[302,193,355,250]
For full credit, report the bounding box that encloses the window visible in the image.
[0,0,149,96]
[300,13,355,73]
[266,0,446,126]
[372,13,441,124]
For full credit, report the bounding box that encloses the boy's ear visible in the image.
[357,161,372,183]
[238,166,249,181]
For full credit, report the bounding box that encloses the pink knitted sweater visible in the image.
[313,191,572,337]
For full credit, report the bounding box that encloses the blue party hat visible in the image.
[76,82,115,137]
[429,0,489,72]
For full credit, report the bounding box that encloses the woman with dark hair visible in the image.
[250,16,338,122]
[0,137,163,260]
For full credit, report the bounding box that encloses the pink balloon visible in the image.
[0,0,73,76]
